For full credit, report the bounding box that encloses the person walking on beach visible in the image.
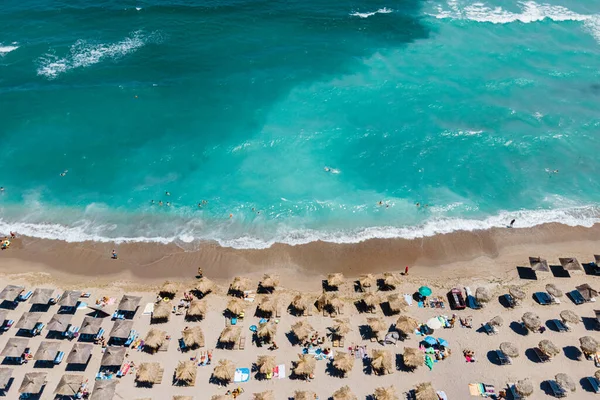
[111,249,118,260]
[197,267,203,279]
[405,265,409,275]
[509,219,515,228]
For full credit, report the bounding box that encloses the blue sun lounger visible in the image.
[466,295,482,310]
[586,377,600,393]
[551,319,569,332]
[495,350,511,365]
[502,294,516,308]
[507,384,522,400]
[568,290,585,305]
[534,292,552,305]
[548,380,566,398]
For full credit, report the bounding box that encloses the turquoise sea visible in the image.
[2,0,600,248]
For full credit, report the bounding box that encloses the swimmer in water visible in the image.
[158,201,163,206]
[378,201,383,206]
[416,202,420,207]
[151,200,155,205]
[0,187,3,192]
[198,203,202,208]
[324,167,331,172]
[60,170,68,177]
[165,191,171,196]
[166,202,171,206]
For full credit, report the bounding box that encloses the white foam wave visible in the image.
[431,1,600,43]
[1,205,599,249]
[350,8,393,18]
[0,45,18,56]
[37,31,151,79]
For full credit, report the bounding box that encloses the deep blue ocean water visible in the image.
[1,0,600,248]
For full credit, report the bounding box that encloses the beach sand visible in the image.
[0,223,598,398]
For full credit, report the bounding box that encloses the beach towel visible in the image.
[468,383,482,396]
[234,368,250,382]
[403,294,413,306]
[273,364,286,379]
[418,301,424,308]
[142,303,154,315]
[425,355,434,370]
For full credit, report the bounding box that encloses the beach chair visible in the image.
[18,291,32,301]
[568,290,585,305]
[31,322,44,336]
[94,328,105,341]
[466,295,482,310]
[1,319,13,332]
[507,384,522,400]
[481,323,497,335]
[239,335,246,350]
[54,351,64,365]
[532,347,550,363]
[586,377,600,393]
[551,319,569,332]
[124,330,137,346]
[548,380,567,398]
[502,294,516,308]
[179,338,188,352]
[64,325,79,339]
[495,350,511,365]
[534,292,552,305]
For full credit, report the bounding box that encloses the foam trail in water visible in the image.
[0,44,18,56]
[350,8,393,18]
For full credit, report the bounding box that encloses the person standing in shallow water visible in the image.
[111,249,118,259]
[509,219,515,228]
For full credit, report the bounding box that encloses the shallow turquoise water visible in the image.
[1,0,600,247]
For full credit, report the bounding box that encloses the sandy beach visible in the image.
[0,223,598,399]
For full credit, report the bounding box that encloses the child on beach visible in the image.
[111,250,118,259]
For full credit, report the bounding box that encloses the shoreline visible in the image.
[1,222,599,288]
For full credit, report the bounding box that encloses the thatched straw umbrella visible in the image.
[331,318,351,339]
[226,298,246,316]
[15,312,41,330]
[509,286,526,301]
[560,310,580,325]
[182,326,205,349]
[186,299,206,320]
[327,273,344,288]
[333,386,358,400]
[159,281,178,299]
[101,346,126,367]
[560,257,583,273]
[254,391,275,400]
[212,359,235,384]
[259,274,279,292]
[395,315,419,335]
[500,342,519,358]
[91,379,117,400]
[367,317,387,337]
[211,396,230,400]
[382,272,401,289]
[293,391,316,400]
[219,326,241,346]
[515,379,533,397]
[374,385,398,400]
[256,355,276,376]
[291,320,313,343]
[538,340,560,358]
[546,284,563,298]
[362,293,380,312]
[229,276,251,296]
[556,373,576,393]
[19,372,46,395]
[580,336,599,355]
[144,329,167,352]
[402,347,423,370]
[332,351,354,376]
[595,370,600,381]
[387,294,407,314]
[415,382,437,400]
[529,256,550,272]
[55,375,85,397]
[316,293,343,313]
[290,294,311,314]
[522,312,541,332]
[175,360,197,386]
[489,316,504,327]
[257,296,278,316]
[194,277,214,297]
[371,349,393,375]
[294,354,316,378]
[257,321,277,343]
[136,362,163,385]
[475,287,492,303]
[34,341,60,362]
[359,274,375,290]
[173,397,193,400]
[152,301,171,322]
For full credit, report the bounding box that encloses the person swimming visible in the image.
[60,170,68,177]
[166,202,171,206]
[158,201,163,206]
[165,191,171,196]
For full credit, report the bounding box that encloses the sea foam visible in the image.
[0,44,18,56]
[350,8,393,19]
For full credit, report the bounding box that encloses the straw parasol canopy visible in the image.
[387,294,407,314]
[136,362,163,384]
[182,326,205,349]
[294,354,316,377]
[546,284,563,298]
[257,296,278,315]
[30,288,54,305]
[556,373,576,392]
[152,301,171,322]
[580,336,599,354]
[529,256,550,272]
[34,341,60,362]
[110,319,133,339]
[254,391,274,400]
[560,310,580,324]
[371,349,393,375]
[293,391,316,400]
[80,316,102,335]
[194,277,215,296]
[415,382,437,400]
[47,314,73,332]
[500,342,519,358]
[522,312,541,332]
[159,281,178,298]
[396,315,419,334]
[212,359,235,383]
[229,276,251,295]
[55,374,85,396]
[331,318,351,338]
[226,298,246,316]
[595,370,600,381]
[175,360,197,385]
[90,379,117,400]
[402,347,424,370]
[316,293,343,313]
[211,397,230,400]
[368,317,387,335]
[362,292,380,309]
[374,385,398,400]
[509,286,526,300]
[489,316,504,327]
[1,338,29,357]
[144,328,167,351]
[186,299,207,320]
[19,372,46,394]
[0,284,24,301]
[332,351,354,375]
[290,294,311,313]
[327,273,344,288]
[256,355,276,375]
[219,326,241,345]
[118,294,142,312]
[259,274,279,291]
[0,368,12,389]
[475,287,492,303]
[538,340,560,358]
[333,386,358,400]
[257,320,277,343]
[15,312,41,330]
[359,274,375,290]
[67,343,93,364]
[291,319,314,342]
[382,272,401,288]
[560,257,583,273]
[101,346,126,366]
[173,397,193,400]
[515,379,534,397]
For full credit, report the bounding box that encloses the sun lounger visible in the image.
[507,384,522,400]
[466,295,482,310]
[239,335,246,350]
[95,328,105,340]
[124,330,137,346]
[502,294,516,308]
[532,347,550,363]
[1,319,13,331]
[18,291,32,301]
[586,377,600,393]
[548,380,567,398]
[551,319,569,332]
[568,290,585,305]
[31,323,44,336]
[495,350,511,365]
[534,292,552,305]
[481,323,497,335]
[54,351,64,365]
[64,325,79,339]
